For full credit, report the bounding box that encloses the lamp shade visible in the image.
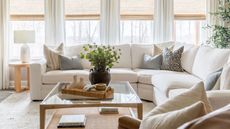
[14,30,35,44]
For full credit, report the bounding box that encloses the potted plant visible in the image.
[206,0,230,48]
[80,44,121,85]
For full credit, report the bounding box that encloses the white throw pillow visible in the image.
[140,101,207,129]
[44,43,63,71]
[140,82,212,129]
[220,63,230,90]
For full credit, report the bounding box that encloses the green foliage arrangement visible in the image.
[206,0,230,48]
[80,44,121,71]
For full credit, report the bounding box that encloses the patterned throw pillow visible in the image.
[161,46,184,72]
[44,43,63,71]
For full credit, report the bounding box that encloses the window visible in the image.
[174,0,206,45]
[9,0,45,59]
[65,0,100,45]
[120,0,154,43]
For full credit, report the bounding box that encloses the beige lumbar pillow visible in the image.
[44,43,63,71]
[139,82,212,129]
[140,101,207,129]
[220,63,230,90]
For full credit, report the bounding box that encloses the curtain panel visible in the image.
[0,0,10,89]
[154,0,174,42]
[100,0,120,44]
[45,0,65,45]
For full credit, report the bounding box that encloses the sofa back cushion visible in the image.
[64,44,91,69]
[131,44,154,68]
[65,44,132,69]
[174,43,199,73]
[192,46,230,80]
[113,44,132,68]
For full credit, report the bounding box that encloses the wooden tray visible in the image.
[61,87,114,99]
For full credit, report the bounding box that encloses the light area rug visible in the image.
[0,90,13,102]
[0,92,155,129]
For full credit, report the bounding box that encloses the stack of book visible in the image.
[58,115,86,128]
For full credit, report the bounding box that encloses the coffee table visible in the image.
[40,82,143,129]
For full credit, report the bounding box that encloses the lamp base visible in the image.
[20,44,30,63]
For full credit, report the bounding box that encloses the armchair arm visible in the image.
[118,116,141,129]
[30,59,47,100]
[207,90,230,110]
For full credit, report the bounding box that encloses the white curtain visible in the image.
[206,0,219,44]
[45,0,65,45]
[0,0,10,89]
[100,0,120,44]
[154,0,174,42]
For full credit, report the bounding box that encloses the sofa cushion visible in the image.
[161,46,184,72]
[153,41,175,55]
[141,54,162,69]
[174,43,199,73]
[44,43,64,71]
[42,68,138,84]
[140,82,212,129]
[178,104,230,129]
[113,44,132,68]
[59,55,83,70]
[110,68,138,83]
[220,63,230,90]
[152,72,201,97]
[192,46,230,80]
[131,44,154,68]
[42,70,90,84]
[134,69,176,84]
[64,44,91,69]
[140,102,207,129]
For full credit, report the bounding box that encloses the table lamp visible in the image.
[14,30,35,63]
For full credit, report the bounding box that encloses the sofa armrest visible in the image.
[207,90,230,110]
[30,59,47,100]
[118,116,141,129]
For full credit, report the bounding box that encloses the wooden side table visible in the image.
[9,62,30,92]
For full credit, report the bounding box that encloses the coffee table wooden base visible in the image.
[46,108,133,129]
[40,104,143,129]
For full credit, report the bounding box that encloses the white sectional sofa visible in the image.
[30,42,230,110]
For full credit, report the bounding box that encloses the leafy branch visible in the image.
[80,44,121,71]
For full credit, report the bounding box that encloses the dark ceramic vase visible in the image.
[89,69,111,85]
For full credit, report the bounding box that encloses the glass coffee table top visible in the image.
[41,81,142,106]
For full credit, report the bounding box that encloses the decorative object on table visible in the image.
[99,107,119,114]
[205,0,230,48]
[80,44,121,85]
[58,114,86,128]
[14,30,35,63]
[61,83,114,99]
[69,75,85,89]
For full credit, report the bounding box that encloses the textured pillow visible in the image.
[204,67,223,90]
[140,102,207,129]
[141,54,162,69]
[220,63,230,90]
[59,55,83,70]
[178,104,230,129]
[161,46,184,72]
[44,43,63,71]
